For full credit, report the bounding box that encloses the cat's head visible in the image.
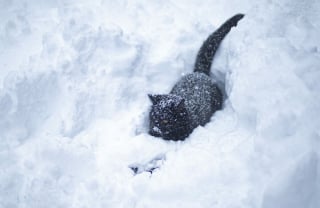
[148,94,191,141]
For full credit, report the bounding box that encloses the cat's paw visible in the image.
[129,154,166,175]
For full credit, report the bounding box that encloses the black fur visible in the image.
[148,14,244,141]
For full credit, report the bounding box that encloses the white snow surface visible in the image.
[1,0,320,207]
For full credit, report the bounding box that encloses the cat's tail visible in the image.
[193,14,244,75]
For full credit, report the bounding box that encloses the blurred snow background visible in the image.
[1,0,320,207]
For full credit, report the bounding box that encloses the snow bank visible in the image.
[1,0,320,207]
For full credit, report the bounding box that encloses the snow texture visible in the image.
[1,0,320,207]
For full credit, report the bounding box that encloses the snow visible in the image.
[1,0,320,207]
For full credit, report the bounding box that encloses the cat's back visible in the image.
[170,72,222,129]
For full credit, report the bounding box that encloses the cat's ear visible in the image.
[176,98,185,109]
[148,94,163,105]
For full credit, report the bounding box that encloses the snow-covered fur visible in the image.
[149,14,244,141]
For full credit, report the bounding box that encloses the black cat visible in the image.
[148,14,244,141]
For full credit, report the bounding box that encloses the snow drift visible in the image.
[1,0,320,207]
